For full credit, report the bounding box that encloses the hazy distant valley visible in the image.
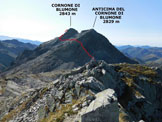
[0,39,37,72]
[117,45,162,68]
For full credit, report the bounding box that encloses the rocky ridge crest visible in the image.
[0,61,162,122]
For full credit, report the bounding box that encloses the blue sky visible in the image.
[0,0,162,46]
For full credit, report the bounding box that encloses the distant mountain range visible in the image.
[116,45,152,50]
[0,35,42,45]
[0,39,37,72]
[117,45,162,67]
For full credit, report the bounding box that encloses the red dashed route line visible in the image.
[59,30,95,61]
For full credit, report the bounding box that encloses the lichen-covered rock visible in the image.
[79,77,105,93]
[80,89,119,122]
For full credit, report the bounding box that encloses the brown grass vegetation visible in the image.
[119,112,129,122]
[117,64,157,78]
[1,87,49,122]
[1,98,31,122]
[40,97,85,122]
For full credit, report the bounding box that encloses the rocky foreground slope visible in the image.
[0,61,162,122]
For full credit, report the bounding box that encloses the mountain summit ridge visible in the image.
[6,28,137,74]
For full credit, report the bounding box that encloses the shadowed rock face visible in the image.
[8,28,137,74]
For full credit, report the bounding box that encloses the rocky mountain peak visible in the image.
[7,29,137,73]
[66,28,78,33]
[61,28,79,39]
[61,28,97,40]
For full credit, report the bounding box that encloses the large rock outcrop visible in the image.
[80,89,119,122]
